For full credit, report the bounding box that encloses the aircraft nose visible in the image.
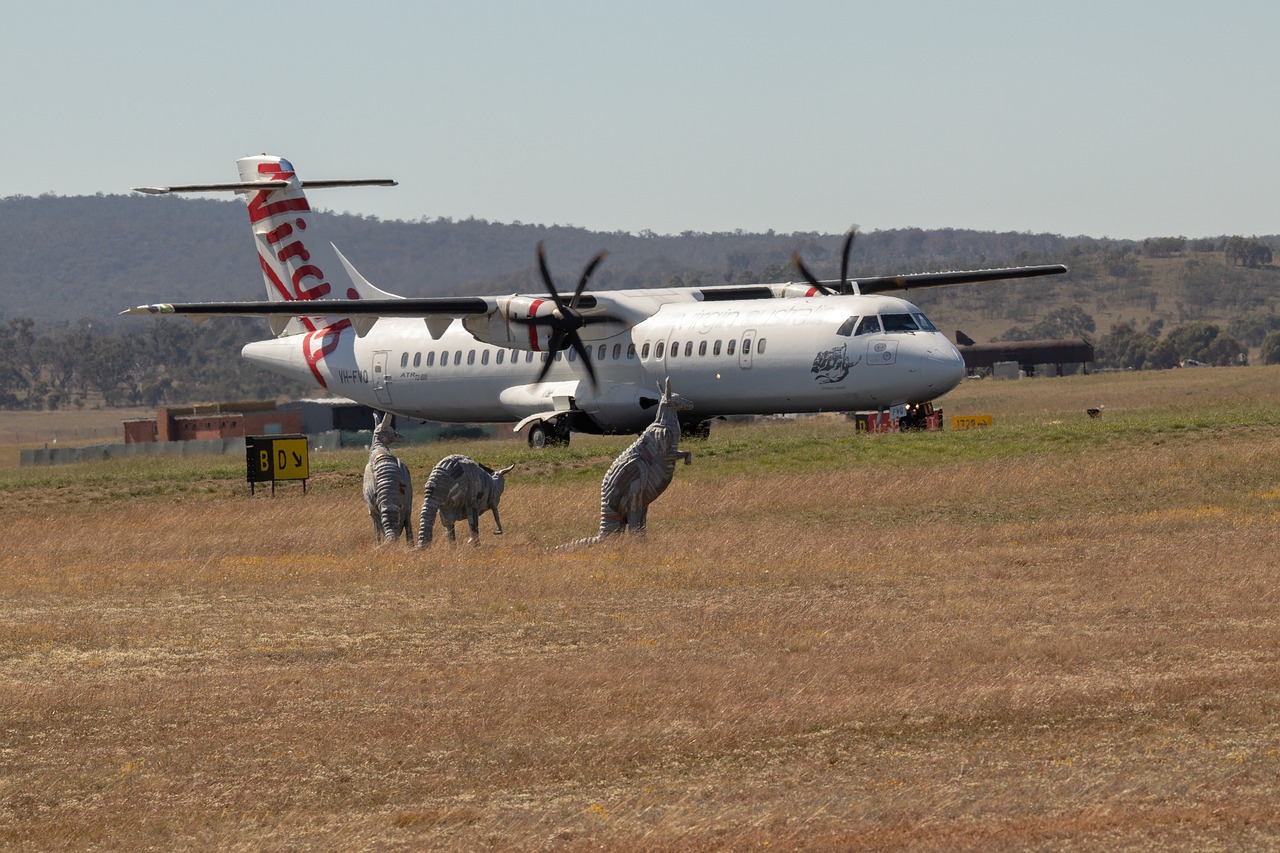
[921,338,966,393]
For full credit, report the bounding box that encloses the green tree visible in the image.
[1224,236,1273,268]
[1227,311,1280,347]
[1096,321,1156,369]
[1143,236,1186,257]
[1164,323,1246,366]
[1260,330,1280,364]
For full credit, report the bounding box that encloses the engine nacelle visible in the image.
[462,295,627,351]
[462,296,554,351]
[778,283,825,299]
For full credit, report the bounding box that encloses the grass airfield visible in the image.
[3,367,1280,850]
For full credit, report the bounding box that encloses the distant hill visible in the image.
[2,193,1278,349]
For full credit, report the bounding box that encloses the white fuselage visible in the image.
[242,291,966,433]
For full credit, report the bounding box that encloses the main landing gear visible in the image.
[526,418,572,449]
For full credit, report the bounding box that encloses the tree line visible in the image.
[3,189,1280,411]
[6,305,1280,413]
[0,316,312,410]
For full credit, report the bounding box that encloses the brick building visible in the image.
[123,401,303,444]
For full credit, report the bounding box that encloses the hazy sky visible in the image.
[2,1,1275,239]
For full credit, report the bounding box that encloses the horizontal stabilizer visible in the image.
[132,178,397,195]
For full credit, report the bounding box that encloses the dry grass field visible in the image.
[4,368,1280,850]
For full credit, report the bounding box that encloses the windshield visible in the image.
[879,313,920,332]
[878,312,939,333]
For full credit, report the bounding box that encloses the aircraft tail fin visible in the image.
[235,156,400,336]
[135,155,399,337]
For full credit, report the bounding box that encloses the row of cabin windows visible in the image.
[397,336,767,369]
[640,336,766,360]
[400,343,639,369]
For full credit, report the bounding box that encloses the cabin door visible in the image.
[738,329,757,370]
[372,350,393,405]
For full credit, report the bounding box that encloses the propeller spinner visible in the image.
[514,242,617,388]
[792,227,858,296]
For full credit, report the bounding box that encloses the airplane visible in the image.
[123,155,1068,447]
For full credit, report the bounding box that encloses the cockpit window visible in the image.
[836,316,857,337]
[913,312,938,332]
[880,313,921,333]
[855,315,882,336]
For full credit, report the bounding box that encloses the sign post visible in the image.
[245,434,309,495]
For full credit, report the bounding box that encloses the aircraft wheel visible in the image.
[683,420,712,440]
[527,421,549,449]
[551,419,572,446]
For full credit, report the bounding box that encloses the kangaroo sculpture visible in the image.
[417,455,515,547]
[363,412,413,545]
[563,377,693,546]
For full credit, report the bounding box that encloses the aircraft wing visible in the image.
[850,264,1068,294]
[120,296,493,318]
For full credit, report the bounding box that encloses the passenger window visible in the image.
[685,341,693,357]
[412,352,422,368]
[713,340,722,356]
[641,342,650,359]
[698,340,707,356]
[467,350,476,365]
[855,316,882,336]
[441,351,449,367]
[598,344,606,360]
[481,350,490,365]
[567,348,576,362]
[427,352,436,367]
[496,350,504,365]
[880,313,921,332]
[400,352,409,368]
[656,341,665,359]
[742,338,752,356]
[613,344,622,359]
[670,341,679,358]
[757,338,766,354]
[837,316,858,337]
[527,351,535,364]
[455,350,463,364]
[727,339,736,356]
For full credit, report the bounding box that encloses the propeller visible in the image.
[513,241,615,388]
[792,226,858,295]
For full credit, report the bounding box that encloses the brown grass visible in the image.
[3,370,1280,850]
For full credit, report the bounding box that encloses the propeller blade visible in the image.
[568,333,598,389]
[792,251,836,295]
[571,251,609,309]
[535,242,567,310]
[838,228,857,294]
[534,330,565,384]
[529,241,612,390]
